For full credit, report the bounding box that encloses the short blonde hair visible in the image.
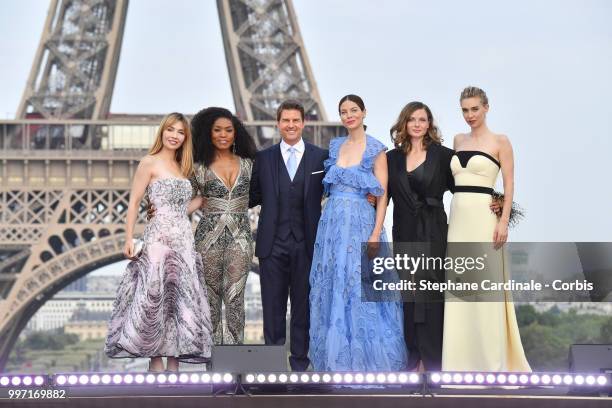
[460,86,489,106]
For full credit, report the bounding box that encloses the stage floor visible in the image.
[1,386,610,408]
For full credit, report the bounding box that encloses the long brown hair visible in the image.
[390,101,442,153]
[148,112,194,177]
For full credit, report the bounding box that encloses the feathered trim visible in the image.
[492,191,525,228]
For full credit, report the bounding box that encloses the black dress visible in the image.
[386,143,454,371]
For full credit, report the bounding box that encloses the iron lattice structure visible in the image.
[217,0,327,121]
[0,0,335,370]
[16,0,129,119]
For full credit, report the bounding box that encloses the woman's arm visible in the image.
[124,157,153,258]
[371,152,389,239]
[494,135,514,248]
[249,155,262,208]
[187,196,204,216]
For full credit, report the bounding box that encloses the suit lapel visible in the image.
[272,143,281,197]
[394,149,418,208]
[303,142,313,199]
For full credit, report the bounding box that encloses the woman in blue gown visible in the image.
[309,94,407,371]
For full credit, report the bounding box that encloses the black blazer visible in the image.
[387,143,454,244]
[249,142,328,259]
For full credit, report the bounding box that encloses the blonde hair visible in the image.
[390,101,442,153]
[148,112,194,177]
[460,86,489,106]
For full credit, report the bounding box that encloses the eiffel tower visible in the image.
[0,0,342,370]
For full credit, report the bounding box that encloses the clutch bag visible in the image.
[132,238,144,258]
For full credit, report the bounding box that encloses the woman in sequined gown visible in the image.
[191,107,257,344]
[105,113,213,372]
[309,95,407,371]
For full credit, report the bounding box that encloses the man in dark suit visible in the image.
[249,100,327,371]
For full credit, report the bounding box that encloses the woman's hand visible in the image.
[146,203,156,220]
[493,220,508,250]
[489,197,503,217]
[123,238,136,260]
[366,234,381,259]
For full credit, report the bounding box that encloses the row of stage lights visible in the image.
[0,371,609,388]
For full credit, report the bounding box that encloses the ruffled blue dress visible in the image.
[308,135,408,371]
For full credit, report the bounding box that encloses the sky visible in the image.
[1,0,611,247]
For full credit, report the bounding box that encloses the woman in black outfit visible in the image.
[387,101,453,371]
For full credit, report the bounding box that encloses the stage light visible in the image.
[311,373,321,383]
[168,374,178,384]
[34,376,45,386]
[344,373,354,383]
[135,374,145,384]
[486,374,495,384]
[496,374,507,384]
[508,374,518,385]
[552,375,562,385]
[574,375,584,385]
[409,373,420,384]
[563,375,573,385]
[11,377,21,386]
[530,374,541,385]
[430,373,441,384]
[0,376,9,386]
[90,375,100,385]
[267,374,277,383]
[322,373,331,383]
[541,375,551,385]
[212,373,222,384]
[179,373,189,384]
[300,374,309,383]
[366,373,376,383]
[102,374,112,385]
[519,374,529,384]
[68,375,78,385]
[464,373,474,383]
[124,374,134,384]
[112,374,122,385]
[157,374,167,384]
[290,374,299,383]
[442,373,452,383]
[387,373,397,383]
[586,375,596,385]
[78,375,88,385]
[245,374,255,383]
[475,373,485,384]
[333,373,342,383]
[279,374,288,383]
[145,374,156,384]
[597,375,607,386]
[22,376,33,386]
[201,373,211,383]
[190,373,200,383]
[56,375,67,386]
[376,373,386,383]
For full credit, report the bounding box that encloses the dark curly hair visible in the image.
[191,107,257,167]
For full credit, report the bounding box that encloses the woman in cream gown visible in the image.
[442,87,530,372]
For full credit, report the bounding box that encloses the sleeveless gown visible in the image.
[105,177,213,363]
[309,135,407,371]
[442,151,530,372]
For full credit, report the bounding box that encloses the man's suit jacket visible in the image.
[249,141,328,259]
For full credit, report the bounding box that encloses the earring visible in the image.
[232,143,237,154]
